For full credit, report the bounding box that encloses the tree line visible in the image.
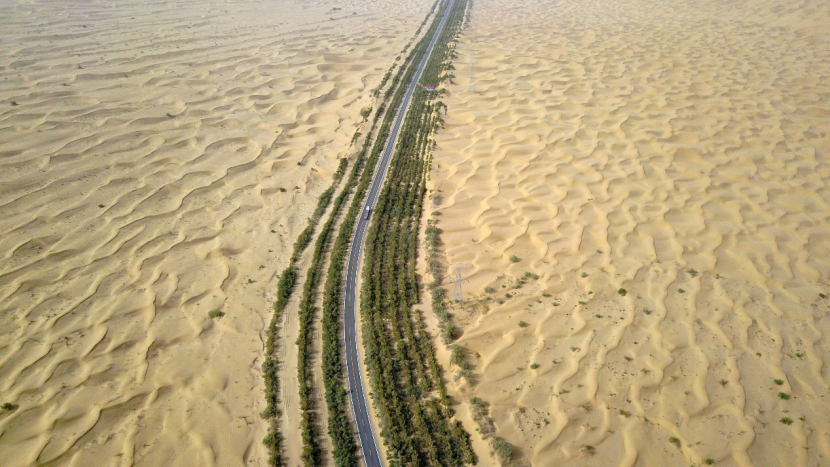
[359,0,477,465]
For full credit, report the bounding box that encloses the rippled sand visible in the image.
[0,0,429,465]
[431,0,830,465]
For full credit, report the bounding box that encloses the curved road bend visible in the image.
[343,1,456,466]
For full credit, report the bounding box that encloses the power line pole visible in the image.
[452,265,465,304]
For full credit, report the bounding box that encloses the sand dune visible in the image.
[431,0,830,465]
[0,0,430,465]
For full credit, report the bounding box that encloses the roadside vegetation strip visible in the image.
[263,24,418,458]
[374,0,440,101]
[287,51,414,465]
[261,156,348,467]
[315,1,476,466]
[358,0,477,465]
[290,2,456,464]
[293,81,393,466]
[266,0,465,463]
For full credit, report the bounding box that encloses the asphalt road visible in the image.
[342,1,456,466]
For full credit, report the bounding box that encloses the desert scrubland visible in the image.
[0,0,432,465]
[431,0,830,465]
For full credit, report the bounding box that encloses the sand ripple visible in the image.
[0,0,430,465]
[432,0,830,465]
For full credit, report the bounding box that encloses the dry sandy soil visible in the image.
[431,0,830,466]
[0,0,431,465]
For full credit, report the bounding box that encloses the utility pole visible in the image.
[452,265,466,304]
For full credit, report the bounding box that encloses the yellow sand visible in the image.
[0,0,431,465]
[431,0,830,465]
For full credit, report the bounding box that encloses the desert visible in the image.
[431,0,830,465]
[2,0,829,466]
[0,0,431,465]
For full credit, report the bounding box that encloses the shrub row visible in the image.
[358,0,477,465]
[468,397,515,466]
[289,3,454,463]
[310,1,482,465]
[261,155,350,465]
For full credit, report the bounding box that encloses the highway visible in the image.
[342,1,455,466]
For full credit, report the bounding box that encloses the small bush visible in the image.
[580,272,588,278]
[687,268,699,278]
[1,402,18,411]
[485,286,496,293]
[669,437,680,447]
[518,321,529,328]
[530,363,540,370]
[619,409,631,418]
[778,392,790,400]
[774,379,784,385]
[509,255,521,263]
[618,288,627,296]
[492,437,512,461]
[705,459,715,465]
[209,309,225,319]
[780,417,793,425]
[260,406,280,419]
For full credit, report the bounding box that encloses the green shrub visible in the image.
[208,309,225,319]
[1,402,18,411]
[492,437,512,461]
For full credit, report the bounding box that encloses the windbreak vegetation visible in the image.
[291,1,452,465]
[262,0,475,465]
[359,0,477,465]
[261,157,347,467]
